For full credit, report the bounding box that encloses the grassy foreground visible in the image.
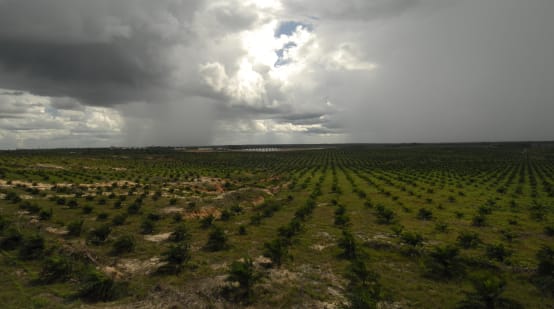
[0,143,553,308]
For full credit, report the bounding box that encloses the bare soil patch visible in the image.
[144,232,172,242]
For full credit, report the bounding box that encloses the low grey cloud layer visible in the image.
[0,0,552,148]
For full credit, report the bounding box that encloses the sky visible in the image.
[0,0,553,149]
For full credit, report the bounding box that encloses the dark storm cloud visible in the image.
[0,37,158,104]
[50,98,85,111]
[1,0,553,148]
[0,0,202,107]
[282,0,422,21]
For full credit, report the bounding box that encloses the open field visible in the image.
[0,143,553,308]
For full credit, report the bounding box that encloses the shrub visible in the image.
[0,215,6,233]
[338,230,357,260]
[334,213,350,227]
[19,234,45,260]
[38,255,73,284]
[68,200,79,209]
[172,213,183,223]
[417,208,433,220]
[87,225,111,245]
[423,245,464,279]
[96,212,109,221]
[478,205,493,215]
[169,224,190,242]
[78,268,123,302]
[140,219,155,234]
[238,225,247,235]
[435,222,449,233]
[111,214,127,226]
[544,225,554,237]
[39,208,53,220]
[457,231,481,249]
[401,231,424,247]
[230,204,243,214]
[529,202,547,221]
[533,245,554,296]
[200,214,215,229]
[375,205,395,225]
[485,243,511,262]
[158,241,191,274]
[346,258,382,309]
[147,213,161,221]
[111,235,135,255]
[204,226,227,251]
[457,272,522,309]
[0,227,23,250]
[127,203,141,215]
[390,225,404,236]
[224,258,260,303]
[220,209,232,221]
[536,245,554,277]
[67,220,84,237]
[472,214,487,227]
[263,238,289,267]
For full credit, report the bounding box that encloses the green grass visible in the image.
[0,144,553,308]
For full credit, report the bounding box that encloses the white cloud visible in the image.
[0,89,122,149]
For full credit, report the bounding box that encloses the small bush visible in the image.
[472,214,487,227]
[169,224,190,242]
[435,222,449,233]
[220,209,232,221]
[67,220,84,237]
[158,241,191,274]
[39,208,53,220]
[457,271,522,309]
[82,205,94,214]
[127,203,141,215]
[263,238,289,267]
[78,268,123,302]
[200,214,215,229]
[224,258,260,303]
[375,205,395,225]
[457,231,481,249]
[544,225,554,237]
[533,245,554,296]
[346,258,382,309]
[423,244,464,280]
[401,231,424,247]
[0,227,23,250]
[19,234,45,260]
[485,243,511,262]
[87,225,111,245]
[96,212,109,221]
[38,255,73,284]
[417,208,433,220]
[140,219,155,234]
[111,235,135,255]
[111,214,127,226]
[204,226,227,251]
[338,230,357,260]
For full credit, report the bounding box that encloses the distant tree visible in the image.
[338,230,357,260]
[158,241,191,274]
[263,238,289,267]
[457,272,522,309]
[204,226,227,251]
[423,245,464,280]
[224,258,260,303]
